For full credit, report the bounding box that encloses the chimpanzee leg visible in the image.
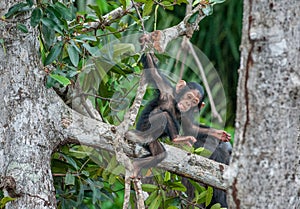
[126,111,178,144]
[132,140,167,177]
[208,142,232,207]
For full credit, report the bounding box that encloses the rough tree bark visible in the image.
[0,1,228,208]
[226,0,300,208]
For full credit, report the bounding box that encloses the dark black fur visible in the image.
[208,142,232,207]
[197,137,232,208]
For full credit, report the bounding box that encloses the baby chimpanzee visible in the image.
[126,53,230,177]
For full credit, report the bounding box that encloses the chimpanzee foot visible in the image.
[130,161,142,179]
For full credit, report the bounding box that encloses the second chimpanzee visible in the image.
[185,120,232,207]
[175,76,232,208]
[125,53,230,177]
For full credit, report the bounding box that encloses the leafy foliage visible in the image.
[52,145,125,209]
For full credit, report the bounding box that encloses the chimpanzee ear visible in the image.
[176,80,186,93]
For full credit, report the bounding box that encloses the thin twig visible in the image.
[176,36,189,81]
[131,0,146,33]
[122,174,132,209]
[186,40,223,123]
[154,4,159,31]
[115,72,147,209]
[133,178,146,209]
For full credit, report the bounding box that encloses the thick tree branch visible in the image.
[149,5,205,52]
[61,108,228,190]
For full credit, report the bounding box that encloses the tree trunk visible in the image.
[0,1,64,208]
[226,0,300,208]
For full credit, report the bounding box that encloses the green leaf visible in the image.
[49,74,71,87]
[88,4,102,18]
[119,0,125,8]
[30,8,43,27]
[41,24,55,50]
[62,153,80,170]
[41,17,64,35]
[112,43,135,60]
[69,40,82,53]
[142,184,159,192]
[81,170,89,177]
[75,34,97,42]
[177,0,189,4]
[16,23,28,33]
[169,182,187,192]
[188,12,198,24]
[93,59,109,84]
[44,42,63,66]
[82,43,101,57]
[161,1,174,10]
[77,183,84,204]
[4,2,28,18]
[0,197,16,208]
[188,179,206,192]
[167,207,178,209]
[108,173,117,185]
[211,0,226,4]
[102,155,118,180]
[143,1,154,16]
[44,5,67,31]
[192,0,201,6]
[67,44,79,67]
[86,179,98,204]
[145,191,158,205]
[194,147,205,153]
[210,203,221,209]
[164,171,171,181]
[65,173,75,185]
[197,190,207,204]
[69,147,89,159]
[105,26,121,38]
[111,165,125,175]
[205,186,213,206]
[54,2,74,21]
[148,194,162,209]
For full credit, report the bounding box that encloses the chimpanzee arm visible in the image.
[142,54,174,97]
[126,110,196,146]
[181,115,231,142]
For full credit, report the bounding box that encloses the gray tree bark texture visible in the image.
[225,0,300,208]
[0,1,62,208]
[0,1,228,208]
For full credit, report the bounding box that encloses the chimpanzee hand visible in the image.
[210,129,231,142]
[172,136,197,147]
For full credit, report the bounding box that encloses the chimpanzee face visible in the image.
[177,89,201,112]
